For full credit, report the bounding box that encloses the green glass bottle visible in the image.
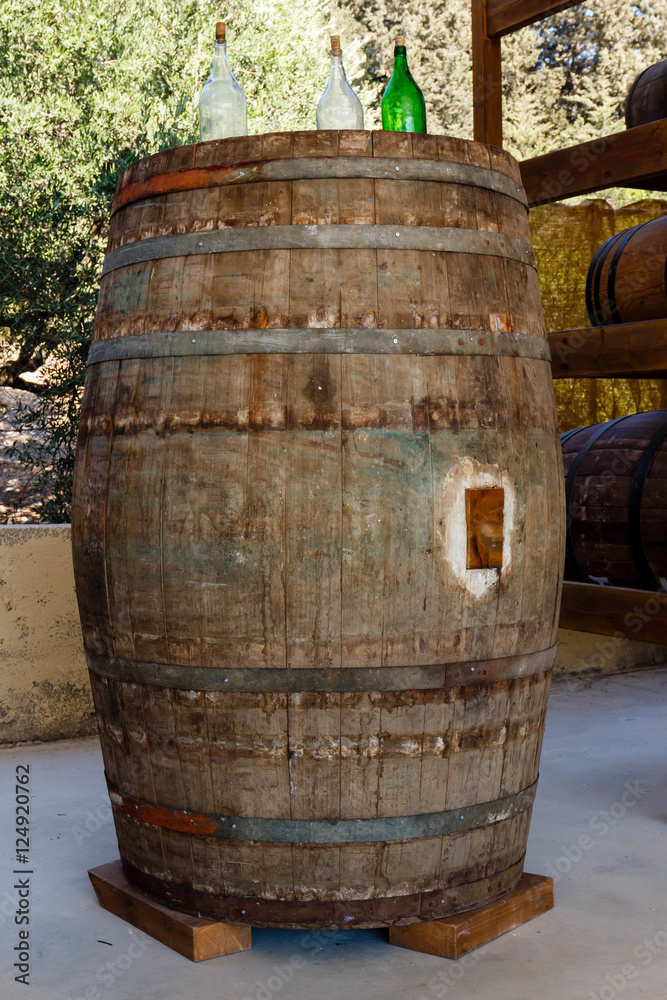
[381,35,427,133]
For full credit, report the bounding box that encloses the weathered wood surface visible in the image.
[89,861,252,960]
[548,319,667,380]
[72,130,564,928]
[389,872,554,958]
[626,59,667,130]
[520,119,667,207]
[562,411,667,591]
[112,155,527,214]
[559,581,667,643]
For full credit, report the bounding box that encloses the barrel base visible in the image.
[89,861,252,961]
[389,872,554,958]
[120,856,525,930]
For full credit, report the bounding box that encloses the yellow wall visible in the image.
[0,525,95,744]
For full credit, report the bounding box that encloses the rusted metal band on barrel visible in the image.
[111,156,528,215]
[107,777,537,843]
[86,645,555,692]
[121,855,525,927]
[87,328,551,365]
[101,225,536,276]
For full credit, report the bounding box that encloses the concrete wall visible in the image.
[553,626,667,679]
[0,525,95,744]
[1,524,667,743]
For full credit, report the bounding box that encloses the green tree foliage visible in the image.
[333,0,472,134]
[0,0,333,519]
[2,0,667,520]
[504,1,667,163]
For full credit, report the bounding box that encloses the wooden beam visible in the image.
[487,0,580,38]
[559,582,667,645]
[472,0,503,146]
[389,873,554,959]
[520,120,667,206]
[89,861,252,962]
[548,319,667,380]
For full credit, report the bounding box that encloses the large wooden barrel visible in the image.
[626,59,667,129]
[562,411,667,591]
[72,129,564,929]
[586,215,667,326]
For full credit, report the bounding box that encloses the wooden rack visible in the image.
[472,0,667,640]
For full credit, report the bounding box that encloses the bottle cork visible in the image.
[330,34,342,55]
[395,35,405,46]
[216,21,226,43]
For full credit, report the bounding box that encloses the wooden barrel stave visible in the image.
[563,410,667,589]
[89,669,549,927]
[89,671,549,819]
[72,130,563,927]
[106,177,531,251]
[74,354,560,668]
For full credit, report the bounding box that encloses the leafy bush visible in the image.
[2,0,667,520]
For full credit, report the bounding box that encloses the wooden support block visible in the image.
[88,861,252,962]
[389,873,553,959]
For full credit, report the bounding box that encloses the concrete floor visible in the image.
[1,669,666,1000]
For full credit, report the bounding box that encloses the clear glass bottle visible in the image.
[381,35,427,134]
[316,35,364,130]
[198,22,247,141]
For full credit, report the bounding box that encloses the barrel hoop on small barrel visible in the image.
[86,646,555,692]
[559,427,581,448]
[107,777,538,844]
[87,328,551,365]
[101,225,535,277]
[564,414,636,581]
[121,855,526,927]
[628,420,667,591]
[586,231,623,326]
[111,156,529,216]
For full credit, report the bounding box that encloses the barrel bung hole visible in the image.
[466,487,504,569]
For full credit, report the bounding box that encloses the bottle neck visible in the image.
[392,46,410,76]
[210,39,233,80]
[328,51,347,83]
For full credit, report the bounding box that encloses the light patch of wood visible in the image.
[438,457,516,598]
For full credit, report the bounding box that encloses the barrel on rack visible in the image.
[71,129,564,929]
[586,215,667,326]
[626,58,667,129]
[562,411,667,591]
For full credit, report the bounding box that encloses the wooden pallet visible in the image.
[390,873,554,959]
[90,861,552,963]
[88,861,251,962]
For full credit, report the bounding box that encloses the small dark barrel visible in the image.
[585,216,667,326]
[562,411,667,591]
[626,59,667,129]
